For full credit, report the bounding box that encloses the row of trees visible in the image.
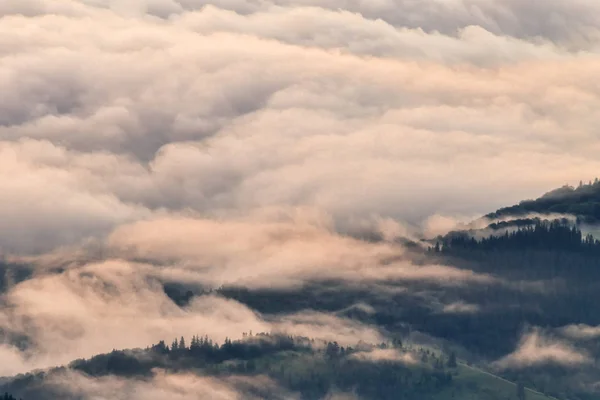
[149,332,307,363]
[433,219,600,253]
[145,334,457,399]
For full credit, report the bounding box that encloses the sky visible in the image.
[2,0,600,397]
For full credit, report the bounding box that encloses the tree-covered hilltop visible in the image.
[1,333,556,400]
[0,333,450,400]
[486,179,600,223]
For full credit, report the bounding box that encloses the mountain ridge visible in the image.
[485,179,600,224]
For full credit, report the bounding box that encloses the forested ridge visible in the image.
[436,219,600,253]
[1,332,552,400]
[487,179,600,223]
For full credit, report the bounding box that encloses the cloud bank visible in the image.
[2,0,600,253]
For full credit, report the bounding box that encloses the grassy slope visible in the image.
[438,364,556,400]
[254,351,559,400]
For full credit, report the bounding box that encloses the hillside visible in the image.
[0,334,557,400]
[486,180,600,223]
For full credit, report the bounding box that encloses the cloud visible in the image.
[0,209,499,375]
[351,348,418,364]
[107,215,497,288]
[47,0,600,51]
[422,214,477,238]
[177,6,570,65]
[0,256,387,375]
[46,369,293,400]
[494,329,591,369]
[0,140,152,253]
[1,0,600,255]
[336,303,376,316]
[441,301,480,314]
[272,311,383,346]
[560,324,600,340]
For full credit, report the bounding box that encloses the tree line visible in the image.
[432,219,600,253]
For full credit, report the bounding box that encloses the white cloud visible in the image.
[0,255,386,375]
[560,324,600,340]
[494,329,591,369]
[107,215,497,288]
[48,369,291,400]
[351,348,418,364]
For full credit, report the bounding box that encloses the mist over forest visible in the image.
[2,0,600,399]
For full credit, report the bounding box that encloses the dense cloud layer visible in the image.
[3,0,600,252]
[35,0,600,49]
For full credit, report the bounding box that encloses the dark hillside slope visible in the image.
[486,180,600,223]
